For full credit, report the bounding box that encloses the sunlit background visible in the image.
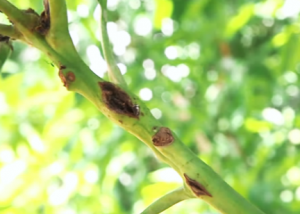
[1,0,300,213]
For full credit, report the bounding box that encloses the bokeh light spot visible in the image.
[139,88,153,101]
[77,4,89,18]
[288,129,300,145]
[280,190,293,203]
[134,16,152,36]
[151,108,162,119]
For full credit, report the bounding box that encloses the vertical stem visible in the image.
[99,3,127,86]
[47,0,80,61]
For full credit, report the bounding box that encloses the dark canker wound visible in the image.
[58,66,76,89]
[184,173,212,197]
[98,81,139,118]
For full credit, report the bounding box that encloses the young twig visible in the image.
[140,188,190,214]
[0,24,21,39]
[98,0,127,86]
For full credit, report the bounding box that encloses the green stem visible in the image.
[0,24,21,39]
[99,2,127,86]
[48,0,69,36]
[124,125,265,214]
[140,188,190,214]
[46,0,81,62]
[0,0,41,41]
[0,0,27,26]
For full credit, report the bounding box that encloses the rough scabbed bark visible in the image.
[58,65,76,89]
[184,173,212,197]
[98,81,139,118]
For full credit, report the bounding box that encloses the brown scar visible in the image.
[66,72,76,82]
[98,81,139,118]
[58,67,75,88]
[184,173,212,197]
[152,127,174,146]
[58,69,67,87]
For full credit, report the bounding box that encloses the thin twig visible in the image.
[0,24,21,39]
[98,1,127,86]
[141,188,190,214]
[0,0,26,26]
[46,0,81,62]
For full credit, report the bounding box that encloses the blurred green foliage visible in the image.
[0,0,300,213]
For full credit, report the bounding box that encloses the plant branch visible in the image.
[148,132,265,214]
[46,0,80,62]
[98,1,127,86]
[0,0,41,40]
[47,0,68,36]
[140,188,190,214]
[0,24,21,39]
[0,0,27,27]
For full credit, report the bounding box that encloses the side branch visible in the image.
[0,0,26,26]
[47,0,69,36]
[140,188,189,214]
[0,24,21,39]
[99,1,127,86]
[0,0,41,39]
[46,0,80,62]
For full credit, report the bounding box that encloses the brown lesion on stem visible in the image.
[184,173,212,197]
[98,81,139,118]
[66,71,75,82]
[58,67,66,87]
[152,127,174,147]
[58,65,75,89]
